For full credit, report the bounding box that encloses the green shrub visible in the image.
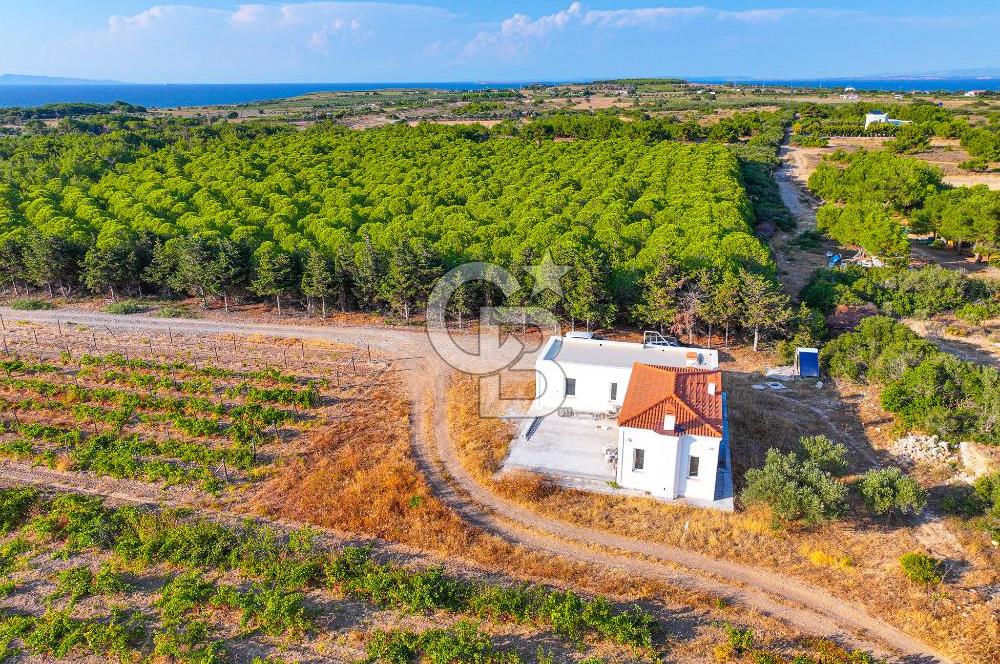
[29,494,115,552]
[154,304,199,319]
[859,467,927,518]
[798,435,848,475]
[898,551,943,585]
[153,570,224,662]
[364,621,520,664]
[17,608,144,662]
[212,581,311,637]
[721,622,754,654]
[103,299,148,315]
[0,487,38,534]
[955,302,995,326]
[9,298,55,311]
[325,546,654,648]
[53,563,131,604]
[741,449,847,526]
[958,158,989,172]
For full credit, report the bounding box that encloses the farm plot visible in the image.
[0,319,392,503]
[0,486,662,664]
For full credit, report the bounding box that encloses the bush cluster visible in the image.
[326,546,655,648]
[821,316,1000,444]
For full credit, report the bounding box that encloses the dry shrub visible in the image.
[254,380,476,552]
[447,375,512,479]
[494,471,559,502]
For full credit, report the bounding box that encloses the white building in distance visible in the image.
[864,110,912,130]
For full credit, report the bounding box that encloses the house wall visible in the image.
[535,360,631,414]
[618,427,680,498]
[617,428,722,501]
[676,434,722,502]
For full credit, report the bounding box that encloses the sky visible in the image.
[2,1,999,83]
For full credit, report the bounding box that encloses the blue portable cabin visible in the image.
[795,347,820,378]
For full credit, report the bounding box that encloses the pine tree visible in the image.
[352,233,383,311]
[301,246,335,318]
[24,234,83,298]
[710,271,742,348]
[674,271,707,345]
[250,241,294,316]
[212,238,251,314]
[168,235,218,307]
[739,271,792,352]
[382,239,440,320]
[83,235,138,301]
[632,251,686,332]
[564,246,615,330]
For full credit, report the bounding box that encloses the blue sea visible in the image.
[1,78,998,109]
[0,82,530,109]
[692,77,1000,93]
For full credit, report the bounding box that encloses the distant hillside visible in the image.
[0,73,124,86]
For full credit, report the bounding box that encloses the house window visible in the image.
[688,455,700,478]
[565,378,576,396]
[610,382,618,401]
[633,448,645,471]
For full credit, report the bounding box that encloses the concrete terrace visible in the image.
[504,413,618,482]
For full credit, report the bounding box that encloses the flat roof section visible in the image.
[545,337,717,370]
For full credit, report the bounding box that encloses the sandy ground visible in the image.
[406,118,504,127]
[565,95,631,111]
[902,318,1000,366]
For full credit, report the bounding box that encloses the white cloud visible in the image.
[465,2,584,57]
[464,3,857,58]
[68,2,457,82]
[582,6,707,28]
[31,2,1000,83]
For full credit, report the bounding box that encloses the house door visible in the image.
[609,382,618,401]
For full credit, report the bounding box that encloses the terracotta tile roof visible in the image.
[618,363,723,438]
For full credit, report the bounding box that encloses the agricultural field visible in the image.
[0,486,666,664]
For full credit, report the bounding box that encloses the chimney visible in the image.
[707,382,717,396]
[662,414,676,431]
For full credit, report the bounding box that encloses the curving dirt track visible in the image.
[0,306,955,663]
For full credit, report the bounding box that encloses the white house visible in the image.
[864,110,912,130]
[527,334,731,507]
[533,334,718,414]
[616,364,728,503]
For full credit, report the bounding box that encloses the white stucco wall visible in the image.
[676,435,722,502]
[618,427,680,498]
[533,335,718,415]
[617,428,721,501]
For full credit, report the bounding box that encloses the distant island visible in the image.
[0,73,125,86]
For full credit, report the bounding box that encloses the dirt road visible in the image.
[0,305,956,662]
